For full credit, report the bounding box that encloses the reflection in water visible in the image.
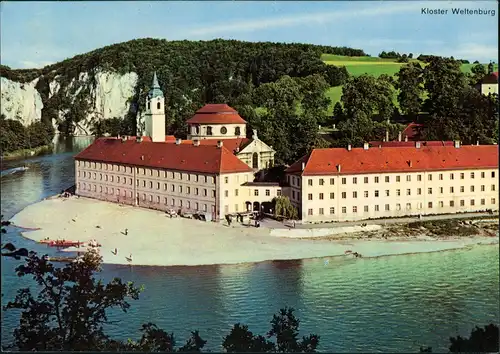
[1,138,499,352]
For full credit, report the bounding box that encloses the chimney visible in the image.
[408,160,413,167]
[175,138,182,145]
[385,129,389,142]
[347,144,352,151]
[415,141,421,149]
[363,142,369,150]
[136,136,142,143]
[193,139,200,146]
[140,155,144,161]
[404,135,408,142]
[476,140,479,146]
[235,147,240,153]
[301,162,305,171]
[121,136,127,143]
[398,131,402,142]
[217,140,223,148]
[454,140,460,148]
[336,164,341,172]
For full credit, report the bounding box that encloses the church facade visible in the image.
[74,73,281,221]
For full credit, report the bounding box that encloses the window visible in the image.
[100,173,102,180]
[235,204,238,212]
[385,190,390,197]
[266,189,270,196]
[396,176,401,182]
[353,191,358,198]
[234,127,241,135]
[353,177,357,184]
[492,184,496,191]
[180,186,183,193]
[481,185,485,191]
[396,189,401,196]
[417,175,422,181]
[203,189,207,196]
[470,199,475,206]
[342,207,347,213]
[195,202,199,210]
[330,207,335,214]
[407,189,411,196]
[235,189,239,196]
[364,191,369,198]
[224,190,229,197]
[319,208,324,215]
[417,188,422,195]
[330,192,335,199]
[203,204,207,212]
[470,172,475,179]
[428,188,432,195]
[224,176,229,183]
[470,186,475,192]
[385,204,390,211]
[396,203,401,211]
[157,182,160,190]
[460,186,464,193]
[308,179,313,186]
[353,206,358,213]
[438,201,443,208]
[330,178,335,185]
[375,177,379,183]
[481,172,485,178]
[341,192,347,199]
[195,188,199,195]
[439,187,443,194]
[439,174,443,180]
[375,205,379,212]
[450,173,454,180]
[342,178,346,185]
[206,126,213,136]
[364,177,369,183]
[319,193,324,200]
[481,198,486,205]
[308,209,313,216]
[491,198,496,204]
[374,190,379,197]
[428,202,433,208]
[428,174,433,181]
[364,205,369,212]
[492,171,496,178]
[450,187,454,193]
[450,201,454,207]
[460,173,464,179]
[220,126,227,135]
[277,190,282,196]
[406,175,411,182]
[149,181,153,188]
[308,193,313,200]
[406,203,411,210]
[292,191,296,199]
[385,176,390,183]
[319,179,324,186]
[460,200,465,206]
[156,196,160,203]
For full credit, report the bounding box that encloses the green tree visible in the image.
[396,62,424,118]
[273,196,298,220]
[332,102,344,123]
[420,324,499,353]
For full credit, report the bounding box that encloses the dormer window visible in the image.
[220,126,227,135]
[235,127,241,135]
[207,126,213,136]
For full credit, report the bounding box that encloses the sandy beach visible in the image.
[9,196,498,267]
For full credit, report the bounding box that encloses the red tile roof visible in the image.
[75,138,253,174]
[369,141,454,148]
[187,104,247,125]
[286,145,498,176]
[480,72,499,84]
[166,137,251,154]
[402,122,424,141]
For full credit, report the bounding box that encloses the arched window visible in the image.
[147,101,151,110]
[207,126,213,136]
[235,127,241,135]
[157,101,161,110]
[195,126,200,134]
[252,152,259,169]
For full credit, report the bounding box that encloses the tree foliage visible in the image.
[396,62,424,118]
[273,196,298,220]
[0,116,55,154]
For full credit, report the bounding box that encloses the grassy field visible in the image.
[322,54,497,113]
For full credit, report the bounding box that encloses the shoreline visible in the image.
[1,144,53,161]
[8,196,499,267]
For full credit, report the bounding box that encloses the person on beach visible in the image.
[124,228,128,235]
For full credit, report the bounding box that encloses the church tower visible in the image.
[144,72,165,142]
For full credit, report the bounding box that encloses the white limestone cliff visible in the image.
[1,70,139,136]
[1,77,44,125]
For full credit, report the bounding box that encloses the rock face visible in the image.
[1,77,44,126]
[1,71,139,135]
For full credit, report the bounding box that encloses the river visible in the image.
[1,137,498,352]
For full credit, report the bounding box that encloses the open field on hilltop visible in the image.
[321,54,497,112]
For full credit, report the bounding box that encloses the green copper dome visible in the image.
[148,71,164,99]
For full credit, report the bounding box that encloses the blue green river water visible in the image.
[1,137,498,352]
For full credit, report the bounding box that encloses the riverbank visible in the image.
[1,144,53,161]
[9,196,498,267]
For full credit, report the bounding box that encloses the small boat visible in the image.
[48,240,85,248]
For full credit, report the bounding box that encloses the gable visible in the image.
[238,139,275,155]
